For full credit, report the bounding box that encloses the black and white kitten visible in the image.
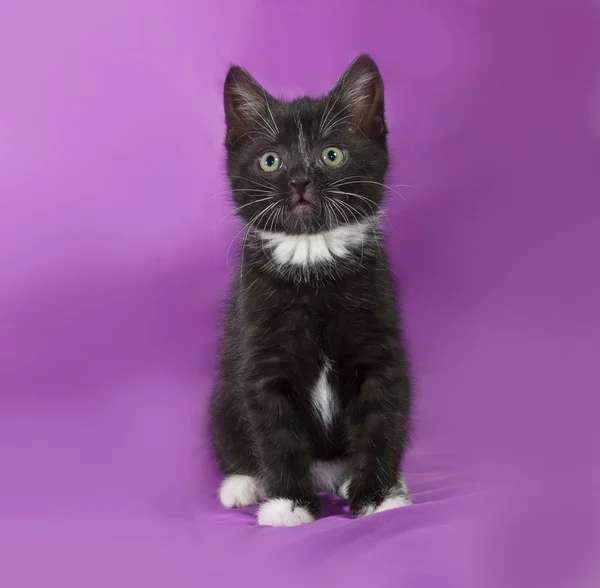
[209,55,411,526]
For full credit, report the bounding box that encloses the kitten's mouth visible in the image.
[294,201,312,210]
[282,191,326,233]
[291,191,316,214]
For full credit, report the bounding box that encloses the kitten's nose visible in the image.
[289,176,311,197]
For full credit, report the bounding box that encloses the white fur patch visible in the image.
[338,478,351,500]
[359,479,412,516]
[219,475,265,508]
[338,476,411,513]
[311,459,349,493]
[297,119,309,161]
[361,493,412,516]
[257,498,315,527]
[258,219,375,267]
[310,360,336,429]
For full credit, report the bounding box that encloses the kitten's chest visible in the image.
[309,355,337,430]
[309,314,343,432]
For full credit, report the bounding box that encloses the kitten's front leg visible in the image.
[345,369,411,518]
[246,378,320,527]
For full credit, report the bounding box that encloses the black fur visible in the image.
[209,55,411,520]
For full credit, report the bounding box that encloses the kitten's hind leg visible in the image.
[219,474,266,508]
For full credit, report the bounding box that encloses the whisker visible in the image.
[209,188,275,201]
[327,189,378,209]
[328,198,366,269]
[318,87,344,136]
[229,129,275,150]
[319,69,356,135]
[240,201,279,279]
[264,202,281,236]
[228,175,278,191]
[332,198,382,259]
[321,99,358,135]
[331,197,364,226]
[328,178,411,199]
[327,189,393,228]
[259,203,281,259]
[262,89,279,136]
[322,110,356,137]
[213,196,275,229]
[330,181,402,196]
[247,200,279,231]
[226,224,249,267]
[231,76,277,138]
[227,200,278,267]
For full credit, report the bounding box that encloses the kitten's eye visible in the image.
[321,146,345,167]
[259,151,282,172]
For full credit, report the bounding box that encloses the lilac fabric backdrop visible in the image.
[1,1,599,586]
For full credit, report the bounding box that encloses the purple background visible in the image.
[1,1,599,586]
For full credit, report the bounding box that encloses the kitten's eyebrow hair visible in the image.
[296,115,309,162]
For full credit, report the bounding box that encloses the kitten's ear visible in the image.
[223,66,275,148]
[329,54,386,137]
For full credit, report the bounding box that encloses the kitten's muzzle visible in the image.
[289,176,312,199]
[290,190,316,207]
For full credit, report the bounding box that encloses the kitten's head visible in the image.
[223,55,389,235]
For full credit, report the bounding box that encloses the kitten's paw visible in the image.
[257,498,315,527]
[360,493,412,516]
[349,478,411,517]
[219,475,265,508]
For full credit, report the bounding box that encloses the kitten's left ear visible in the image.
[223,66,276,148]
[330,54,386,137]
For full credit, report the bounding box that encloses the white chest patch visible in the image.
[311,360,336,429]
[257,219,375,267]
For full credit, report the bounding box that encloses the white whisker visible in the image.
[327,198,366,269]
[240,201,280,279]
[213,196,275,229]
[328,178,411,199]
[228,175,278,191]
[262,89,279,136]
[327,189,392,228]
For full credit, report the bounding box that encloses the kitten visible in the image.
[209,55,411,526]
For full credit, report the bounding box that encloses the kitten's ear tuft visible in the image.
[223,66,274,148]
[330,54,386,137]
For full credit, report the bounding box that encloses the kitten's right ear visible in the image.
[223,66,274,148]
[329,54,386,138]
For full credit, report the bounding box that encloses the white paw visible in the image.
[257,498,315,527]
[339,476,411,510]
[219,475,265,508]
[361,493,412,516]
